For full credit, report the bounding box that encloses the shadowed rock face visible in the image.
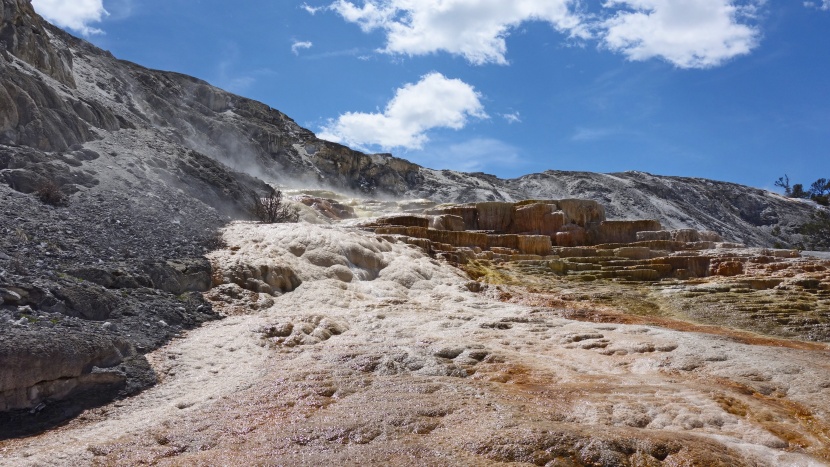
[0,0,74,87]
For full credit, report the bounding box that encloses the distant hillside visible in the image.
[0,0,818,251]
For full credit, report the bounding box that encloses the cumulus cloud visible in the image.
[600,0,761,68]
[318,72,487,150]
[804,1,830,10]
[328,0,588,65]
[31,0,108,35]
[292,40,314,55]
[323,0,763,69]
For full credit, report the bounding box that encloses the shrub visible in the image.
[35,178,68,206]
[800,209,830,250]
[251,188,299,223]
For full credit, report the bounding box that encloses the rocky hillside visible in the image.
[0,0,819,249]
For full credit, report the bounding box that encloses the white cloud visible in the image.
[302,3,324,14]
[324,0,763,69]
[804,1,830,10]
[31,0,108,36]
[502,112,522,124]
[292,40,314,55]
[328,0,588,65]
[600,0,762,68]
[318,72,487,150]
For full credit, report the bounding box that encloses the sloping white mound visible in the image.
[3,222,829,466]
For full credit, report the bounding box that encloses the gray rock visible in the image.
[143,258,212,295]
[0,287,21,304]
[53,284,119,321]
[0,329,130,411]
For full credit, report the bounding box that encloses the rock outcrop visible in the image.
[362,199,813,285]
[0,0,75,86]
[0,329,130,411]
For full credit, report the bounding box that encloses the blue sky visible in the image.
[31,0,830,191]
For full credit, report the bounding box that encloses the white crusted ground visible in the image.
[1,222,829,466]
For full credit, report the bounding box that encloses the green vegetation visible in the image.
[801,209,830,250]
[776,175,830,250]
[776,175,830,206]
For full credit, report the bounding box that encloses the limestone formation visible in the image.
[513,202,565,236]
[361,199,805,284]
[597,220,662,244]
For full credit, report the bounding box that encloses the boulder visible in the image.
[143,258,212,294]
[54,284,120,321]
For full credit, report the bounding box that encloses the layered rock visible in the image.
[0,329,131,411]
[597,220,662,244]
[362,199,806,284]
[0,0,75,86]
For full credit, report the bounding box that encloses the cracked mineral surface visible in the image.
[3,221,829,466]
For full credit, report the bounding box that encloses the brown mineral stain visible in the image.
[712,377,830,459]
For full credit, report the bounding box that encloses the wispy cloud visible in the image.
[502,112,522,124]
[31,0,108,35]
[440,138,522,172]
[291,40,314,55]
[319,72,487,150]
[213,43,277,95]
[804,0,830,10]
[408,138,523,173]
[302,3,324,14]
[571,126,638,142]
